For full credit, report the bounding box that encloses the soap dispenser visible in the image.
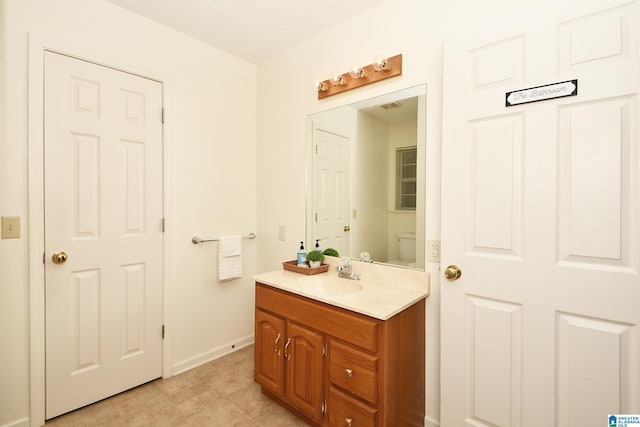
[296,241,307,266]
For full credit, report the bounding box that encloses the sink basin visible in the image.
[304,276,363,296]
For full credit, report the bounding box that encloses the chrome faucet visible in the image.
[336,256,360,280]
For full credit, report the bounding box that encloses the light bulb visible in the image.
[329,73,347,86]
[316,80,328,92]
[372,56,391,72]
[348,64,368,79]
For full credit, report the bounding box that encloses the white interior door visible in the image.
[44,51,164,419]
[441,2,640,426]
[312,127,350,256]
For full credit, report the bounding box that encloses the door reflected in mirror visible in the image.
[307,84,426,270]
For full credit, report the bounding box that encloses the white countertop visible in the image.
[252,260,429,320]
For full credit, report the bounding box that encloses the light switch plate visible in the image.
[2,216,21,239]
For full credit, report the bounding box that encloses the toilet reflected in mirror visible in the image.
[387,231,416,267]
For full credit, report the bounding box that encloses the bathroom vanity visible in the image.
[253,262,428,426]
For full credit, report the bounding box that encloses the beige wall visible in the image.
[0,0,257,425]
[354,112,390,261]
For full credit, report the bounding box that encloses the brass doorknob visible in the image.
[343,225,351,232]
[52,251,68,265]
[444,265,461,280]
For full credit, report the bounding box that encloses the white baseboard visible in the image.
[171,334,254,376]
[0,417,30,427]
[425,415,440,427]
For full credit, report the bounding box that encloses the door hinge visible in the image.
[315,144,318,154]
[315,213,318,222]
[42,252,45,264]
[321,401,326,414]
[162,218,166,232]
[162,324,165,339]
[161,108,166,123]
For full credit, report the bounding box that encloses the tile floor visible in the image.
[45,345,309,426]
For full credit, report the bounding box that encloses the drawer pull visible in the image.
[345,418,353,427]
[345,368,353,378]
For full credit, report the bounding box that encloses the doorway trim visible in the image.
[27,34,174,427]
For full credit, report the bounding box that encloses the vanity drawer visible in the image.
[329,386,377,427]
[329,340,378,405]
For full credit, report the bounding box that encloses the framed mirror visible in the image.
[306,84,426,270]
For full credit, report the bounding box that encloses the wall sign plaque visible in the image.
[505,79,578,107]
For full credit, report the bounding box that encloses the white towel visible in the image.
[218,235,242,281]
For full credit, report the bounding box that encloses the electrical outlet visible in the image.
[278,225,286,241]
[427,239,440,263]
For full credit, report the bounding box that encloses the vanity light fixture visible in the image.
[316,54,402,99]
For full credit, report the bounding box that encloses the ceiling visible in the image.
[105,0,388,64]
[360,96,419,123]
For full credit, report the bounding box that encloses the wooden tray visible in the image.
[282,260,329,275]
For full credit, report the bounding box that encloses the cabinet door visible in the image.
[286,322,325,424]
[255,309,285,395]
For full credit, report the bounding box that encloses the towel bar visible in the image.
[192,232,256,245]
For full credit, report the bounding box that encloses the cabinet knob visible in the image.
[345,418,353,427]
[345,368,353,378]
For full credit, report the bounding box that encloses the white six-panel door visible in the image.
[312,127,350,256]
[441,1,639,426]
[44,51,164,419]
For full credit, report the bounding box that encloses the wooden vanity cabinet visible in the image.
[254,282,425,427]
